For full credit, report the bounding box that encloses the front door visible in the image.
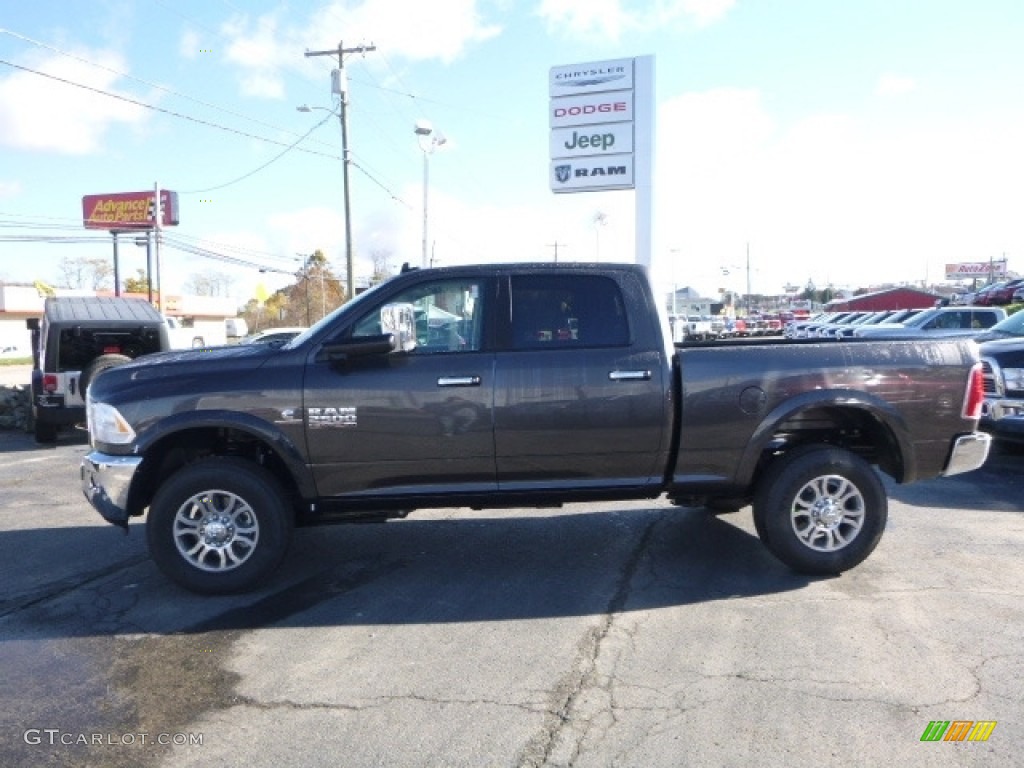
[303,277,496,499]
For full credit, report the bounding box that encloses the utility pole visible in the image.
[547,241,567,263]
[304,41,376,301]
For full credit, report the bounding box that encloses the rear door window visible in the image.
[510,274,629,349]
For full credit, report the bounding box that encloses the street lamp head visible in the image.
[414,119,433,137]
[297,104,312,113]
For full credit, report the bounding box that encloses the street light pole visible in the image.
[414,120,445,269]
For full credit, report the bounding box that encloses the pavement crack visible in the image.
[517,512,663,768]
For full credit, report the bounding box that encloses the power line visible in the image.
[0,26,336,154]
[0,56,341,160]
[178,108,338,194]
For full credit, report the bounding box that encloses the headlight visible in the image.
[1003,367,1024,392]
[87,400,136,444]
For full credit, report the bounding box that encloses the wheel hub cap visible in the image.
[200,516,235,546]
[791,474,866,552]
[173,491,260,572]
[812,498,843,528]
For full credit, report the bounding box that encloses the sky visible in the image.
[1,0,1023,307]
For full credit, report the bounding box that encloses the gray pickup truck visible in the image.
[80,263,991,594]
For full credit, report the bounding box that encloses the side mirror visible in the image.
[380,303,417,352]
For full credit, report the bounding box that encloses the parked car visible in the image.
[851,306,1006,339]
[979,278,1024,306]
[978,337,1024,445]
[26,296,171,443]
[972,307,1024,342]
[832,309,926,340]
[240,327,308,347]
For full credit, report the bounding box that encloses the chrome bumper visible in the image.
[80,451,143,527]
[941,432,992,477]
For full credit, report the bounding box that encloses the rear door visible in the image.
[492,270,671,491]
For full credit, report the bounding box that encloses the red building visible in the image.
[825,287,941,312]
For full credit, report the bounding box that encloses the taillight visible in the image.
[103,345,122,354]
[962,362,985,420]
[42,374,58,393]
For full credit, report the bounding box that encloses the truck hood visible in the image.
[88,343,279,402]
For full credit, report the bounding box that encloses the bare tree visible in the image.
[57,255,113,291]
[370,248,394,286]
[184,271,232,296]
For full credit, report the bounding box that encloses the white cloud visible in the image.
[218,0,501,100]
[0,180,23,199]
[179,29,201,61]
[311,0,501,63]
[0,49,149,155]
[679,0,736,27]
[536,0,628,40]
[537,0,735,40]
[876,73,916,96]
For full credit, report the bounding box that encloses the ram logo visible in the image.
[308,407,357,427]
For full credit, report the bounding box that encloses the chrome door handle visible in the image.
[438,376,481,387]
[608,370,651,381]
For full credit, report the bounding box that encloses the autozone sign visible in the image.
[945,260,1007,279]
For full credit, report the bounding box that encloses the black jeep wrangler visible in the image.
[26,296,170,443]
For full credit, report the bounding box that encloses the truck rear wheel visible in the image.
[147,457,294,594]
[753,445,887,574]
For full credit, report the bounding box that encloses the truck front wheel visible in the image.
[753,445,887,575]
[147,458,294,594]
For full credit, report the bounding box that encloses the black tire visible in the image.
[79,353,132,395]
[752,444,887,575]
[147,457,294,594]
[33,416,58,444]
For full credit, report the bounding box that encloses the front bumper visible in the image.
[80,451,143,527]
[979,398,1024,444]
[941,432,992,477]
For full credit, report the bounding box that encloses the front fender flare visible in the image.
[132,409,316,500]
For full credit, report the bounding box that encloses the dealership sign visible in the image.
[549,124,634,159]
[549,57,645,193]
[82,190,180,230]
[945,260,1007,280]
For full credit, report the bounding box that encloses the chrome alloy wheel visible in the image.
[790,474,865,552]
[172,490,260,572]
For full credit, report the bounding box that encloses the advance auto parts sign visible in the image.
[82,190,180,230]
[549,58,636,193]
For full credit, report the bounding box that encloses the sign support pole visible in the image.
[633,55,655,272]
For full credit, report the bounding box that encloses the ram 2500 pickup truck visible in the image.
[80,263,991,594]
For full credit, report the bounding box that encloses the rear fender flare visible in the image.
[733,389,913,487]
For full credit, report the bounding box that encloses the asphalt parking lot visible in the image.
[0,425,1021,768]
